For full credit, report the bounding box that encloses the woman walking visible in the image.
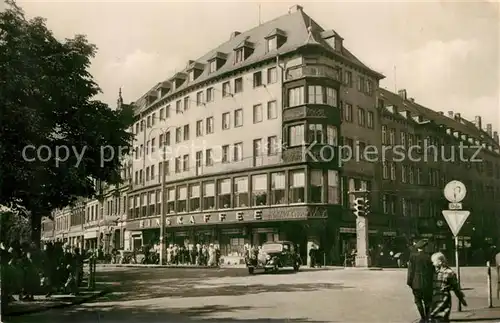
[429,252,467,322]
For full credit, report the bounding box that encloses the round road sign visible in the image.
[444,180,467,203]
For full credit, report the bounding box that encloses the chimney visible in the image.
[486,124,493,136]
[230,31,241,40]
[448,111,454,118]
[409,98,415,103]
[438,112,444,115]
[494,131,499,143]
[398,89,407,100]
[474,116,482,129]
[288,5,304,13]
[454,113,461,121]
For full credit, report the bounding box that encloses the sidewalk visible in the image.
[451,306,500,321]
[97,263,346,271]
[2,288,110,317]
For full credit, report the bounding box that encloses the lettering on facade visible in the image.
[189,215,195,224]
[236,211,244,221]
[145,219,151,227]
[139,220,144,228]
[203,214,210,222]
[166,218,171,226]
[254,210,262,220]
[177,216,183,225]
[308,207,327,218]
[267,207,306,220]
[219,213,226,222]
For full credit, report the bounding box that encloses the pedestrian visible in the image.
[429,252,467,322]
[407,239,434,323]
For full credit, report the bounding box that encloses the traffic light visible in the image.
[363,197,370,216]
[353,197,365,217]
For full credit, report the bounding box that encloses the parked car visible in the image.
[245,241,301,275]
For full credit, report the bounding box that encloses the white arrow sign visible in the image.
[442,210,470,237]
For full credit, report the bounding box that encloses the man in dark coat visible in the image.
[407,239,434,323]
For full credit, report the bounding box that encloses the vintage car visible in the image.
[245,241,301,274]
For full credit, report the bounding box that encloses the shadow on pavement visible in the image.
[7,304,332,323]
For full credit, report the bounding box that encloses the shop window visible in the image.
[252,174,268,206]
[289,170,305,203]
[271,172,285,205]
[167,188,175,214]
[190,184,200,211]
[218,179,231,209]
[203,182,215,210]
[327,170,339,204]
[149,192,155,216]
[177,186,187,212]
[310,170,323,203]
[234,177,249,207]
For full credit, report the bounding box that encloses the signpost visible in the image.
[443,180,469,312]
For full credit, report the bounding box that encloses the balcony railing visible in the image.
[285,65,341,82]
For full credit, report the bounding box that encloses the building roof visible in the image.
[379,88,499,148]
[133,6,383,115]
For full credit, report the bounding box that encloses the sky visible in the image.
[15,0,500,130]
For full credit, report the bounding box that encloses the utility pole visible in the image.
[159,135,166,265]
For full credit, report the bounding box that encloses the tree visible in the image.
[0,0,134,244]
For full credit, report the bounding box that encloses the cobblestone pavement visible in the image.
[5,267,500,323]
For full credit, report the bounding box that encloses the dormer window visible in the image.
[209,60,217,73]
[235,48,244,64]
[266,37,277,52]
[265,29,287,53]
[189,70,195,82]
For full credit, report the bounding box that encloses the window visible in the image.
[206,117,214,134]
[165,131,170,146]
[175,127,182,143]
[234,77,243,93]
[149,192,155,216]
[288,86,304,107]
[253,104,263,123]
[267,100,277,119]
[218,179,231,209]
[174,186,186,212]
[234,177,249,207]
[271,172,285,205]
[152,113,156,125]
[288,124,304,146]
[146,140,150,155]
[147,116,151,128]
[206,87,214,102]
[176,100,182,114]
[135,196,140,218]
[327,125,338,146]
[222,145,229,163]
[233,142,243,161]
[141,194,147,217]
[203,182,215,210]
[183,124,190,141]
[367,111,374,129]
[252,174,268,206]
[235,48,244,64]
[196,91,204,106]
[222,112,230,130]
[289,170,305,203]
[267,67,277,84]
[189,184,200,212]
[167,188,175,213]
[222,82,231,97]
[234,109,243,127]
[196,120,203,137]
[266,37,277,52]
[401,132,407,147]
[253,71,262,87]
[182,154,189,171]
[159,134,164,148]
[344,71,352,87]
[150,164,155,180]
[344,103,353,122]
[195,151,202,174]
[184,96,190,111]
[383,161,389,179]
[209,60,217,73]
[357,107,366,126]
[151,138,156,153]
[366,80,373,95]
[390,162,396,180]
[310,170,323,203]
[205,149,213,166]
[389,129,396,145]
[381,125,388,145]
[401,165,407,183]
[357,75,365,92]
[409,166,414,184]
[267,136,278,155]
[175,157,181,173]
[308,85,323,104]
[326,87,337,107]
[327,170,339,204]
[308,124,324,144]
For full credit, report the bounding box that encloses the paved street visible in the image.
[5,267,500,323]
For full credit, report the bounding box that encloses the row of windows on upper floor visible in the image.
[341,102,375,129]
[133,67,279,135]
[381,125,500,178]
[133,100,279,158]
[127,169,340,218]
[381,195,438,218]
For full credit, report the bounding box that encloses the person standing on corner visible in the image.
[407,239,434,323]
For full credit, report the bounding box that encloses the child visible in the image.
[429,252,467,322]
